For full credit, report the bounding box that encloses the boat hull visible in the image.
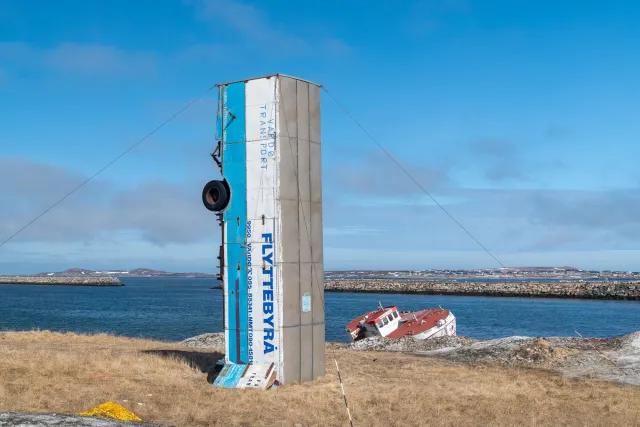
[346,307,456,341]
[411,312,456,340]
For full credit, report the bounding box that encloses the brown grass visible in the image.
[0,331,639,427]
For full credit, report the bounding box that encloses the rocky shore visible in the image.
[180,332,226,349]
[181,331,640,386]
[325,279,640,300]
[331,331,640,387]
[0,276,123,286]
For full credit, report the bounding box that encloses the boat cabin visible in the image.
[366,306,401,337]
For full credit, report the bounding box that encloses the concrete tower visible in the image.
[202,74,325,388]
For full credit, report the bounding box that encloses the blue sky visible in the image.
[2,0,640,273]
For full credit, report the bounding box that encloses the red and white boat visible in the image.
[345,303,456,341]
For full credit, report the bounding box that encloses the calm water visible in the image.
[0,277,637,342]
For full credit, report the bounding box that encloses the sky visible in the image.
[2,0,640,273]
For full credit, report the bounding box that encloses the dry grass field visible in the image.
[1,331,639,427]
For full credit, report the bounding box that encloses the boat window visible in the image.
[377,320,384,328]
[387,314,393,322]
[393,311,399,319]
[383,317,389,325]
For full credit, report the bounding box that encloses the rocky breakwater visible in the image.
[325,279,640,300]
[0,276,123,286]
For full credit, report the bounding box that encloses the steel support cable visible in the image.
[318,88,638,384]
[0,84,216,250]
[278,82,354,427]
[574,330,634,377]
[321,86,506,269]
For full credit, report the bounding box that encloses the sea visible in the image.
[0,277,637,342]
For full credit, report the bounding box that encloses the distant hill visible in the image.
[31,268,216,278]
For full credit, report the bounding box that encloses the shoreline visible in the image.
[0,276,124,287]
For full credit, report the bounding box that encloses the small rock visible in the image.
[180,333,225,349]
[0,412,168,426]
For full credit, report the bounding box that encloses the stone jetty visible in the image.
[325,279,640,300]
[0,276,123,286]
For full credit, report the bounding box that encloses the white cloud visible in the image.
[0,157,215,245]
[0,42,157,76]
[43,43,157,75]
[193,0,307,52]
[323,38,352,55]
[189,0,351,56]
[324,225,386,236]
[173,43,227,63]
[407,0,471,35]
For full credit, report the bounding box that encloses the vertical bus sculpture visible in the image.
[202,74,325,388]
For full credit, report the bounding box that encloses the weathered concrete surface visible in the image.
[332,331,640,387]
[0,413,167,426]
[326,279,640,300]
[0,277,123,286]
